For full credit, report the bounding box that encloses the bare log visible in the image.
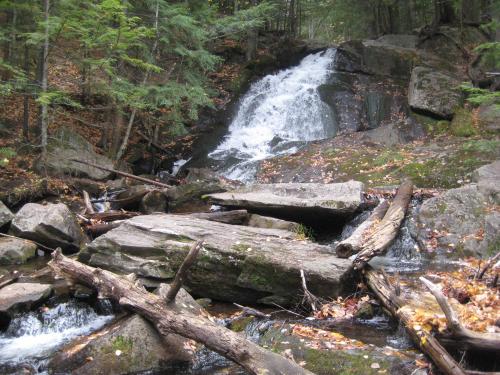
[336,200,389,258]
[234,303,270,319]
[86,211,140,222]
[353,179,413,270]
[477,252,500,280]
[365,269,466,375]
[300,269,319,312]
[82,190,95,215]
[69,158,171,189]
[166,240,203,304]
[0,270,19,289]
[48,250,312,375]
[86,222,121,237]
[420,277,500,351]
[189,210,249,225]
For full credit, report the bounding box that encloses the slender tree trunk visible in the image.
[23,44,30,142]
[40,0,50,158]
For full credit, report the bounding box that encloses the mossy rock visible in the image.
[450,108,477,137]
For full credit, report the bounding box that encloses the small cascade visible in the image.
[209,49,337,181]
[0,300,114,372]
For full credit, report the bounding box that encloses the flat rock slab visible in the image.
[205,181,365,225]
[80,214,354,305]
[0,237,37,265]
[0,282,52,313]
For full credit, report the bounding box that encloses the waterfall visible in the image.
[209,48,337,181]
[0,300,113,372]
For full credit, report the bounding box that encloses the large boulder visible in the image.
[36,127,114,180]
[414,161,500,257]
[79,214,354,305]
[205,181,365,224]
[0,200,13,228]
[0,237,37,265]
[49,288,202,374]
[10,203,86,253]
[408,66,463,119]
[477,105,500,133]
[0,282,52,314]
[334,39,419,79]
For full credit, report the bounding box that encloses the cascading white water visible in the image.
[209,48,336,181]
[0,300,113,372]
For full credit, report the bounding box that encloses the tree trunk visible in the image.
[40,0,50,158]
[23,43,30,142]
[336,200,390,258]
[352,179,413,270]
[48,250,313,375]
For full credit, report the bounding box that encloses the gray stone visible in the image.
[80,214,354,305]
[205,181,365,223]
[10,203,86,253]
[0,283,52,313]
[408,66,463,119]
[36,127,114,180]
[477,105,500,133]
[472,160,500,204]
[0,200,13,228]
[247,214,300,232]
[0,237,37,265]
[140,190,167,214]
[415,182,499,258]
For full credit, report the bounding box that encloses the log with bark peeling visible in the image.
[420,277,500,352]
[365,268,467,375]
[48,250,313,375]
[69,158,171,189]
[336,200,389,258]
[353,179,413,270]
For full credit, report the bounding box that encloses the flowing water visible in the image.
[208,49,337,182]
[0,300,114,373]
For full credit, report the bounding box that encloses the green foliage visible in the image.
[461,83,500,107]
[461,140,500,154]
[294,223,315,241]
[450,108,477,137]
[0,147,16,168]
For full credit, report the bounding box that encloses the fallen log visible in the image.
[86,222,121,237]
[86,211,140,222]
[353,179,413,270]
[82,190,95,215]
[189,210,249,225]
[420,277,500,352]
[477,252,500,280]
[69,159,171,189]
[336,200,389,258]
[48,250,312,375]
[0,270,19,289]
[365,269,466,375]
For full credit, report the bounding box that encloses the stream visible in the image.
[1,50,436,374]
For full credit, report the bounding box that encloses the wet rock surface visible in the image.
[0,237,37,265]
[205,181,365,224]
[79,214,354,305]
[49,289,202,375]
[0,282,52,314]
[10,203,86,253]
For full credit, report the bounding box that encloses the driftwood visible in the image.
[0,270,19,289]
[477,252,500,280]
[82,190,95,215]
[189,210,249,225]
[353,179,413,270]
[86,211,140,222]
[365,269,466,375]
[420,277,500,352]
[300,270,319,312]
[69,158,171,189]
[165,240,203,303]
[48,250,312,375]
[234,303,271,319]
[86,222,122,236]
[336,200,389,258]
